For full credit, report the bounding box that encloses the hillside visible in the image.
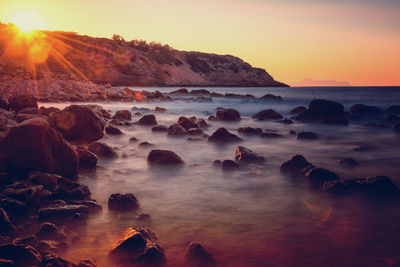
[0,22,287,87]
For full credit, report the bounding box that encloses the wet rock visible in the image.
[338,158,358,167]
[139,142,154,147]
[235,146,265,163]
[155,107,167,113]
[259,94,282,100]
[0,197,27,217]
[88,142,117,159]
[280,155,313,176]
[147,150,184,165]
[129,137,139,142]
[0,244,42,267]
[42,252,77,267]
[191,89,210,95]
[386,105,400,115]
[69,200,102,214]
[110,227,166,266]
[322,176,400,197]
[222,160,239,170]
[294,110,319,124]
[0,208,16,235]
[216,108,241,121]
[108,193,139,212]
[186,241,217,267]
[27,172,59,191]
[275,119,293,124]
[350,104,384,118]
[2,118,78,177]
[53,177,91,200]
[304,167,339,185]
[294,100,348,125]
[383,114,400,125]
[137,114,157,126]
[289,106,307,115]
[79,259,97,267]
[167,124,187,136]
[196,119,208,128]
[8,94,38,112]
[260,133,284,138]
[18,107,39,115]
[187,128,203,135]
[39,107,60,117]
[297,132,318,140]
[237,127,262,135]
[49,105,105,144]
[76,149,98,170]
[105,125,123,135]
[113,110,132,121]
[213,160,222,166]
[208,128,242,143]
[252,109,283,120]
[152,125,168,132]
[169,88,189,94]
[177,117,198,130]
[208,116,217,121]
[38,205,89,221]
[37,222,63,241]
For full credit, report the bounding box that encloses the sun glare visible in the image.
[8,10,46,33]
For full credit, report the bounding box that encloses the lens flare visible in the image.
[7,10,46,33]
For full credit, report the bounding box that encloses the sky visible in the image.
[0,0,399,86]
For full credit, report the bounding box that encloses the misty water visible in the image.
[42,86,400,266]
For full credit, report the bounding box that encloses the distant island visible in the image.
[0,22,287,88]
[291,78,351,87]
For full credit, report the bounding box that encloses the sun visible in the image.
[8,10,46,33]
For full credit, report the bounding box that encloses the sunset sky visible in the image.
[1,0,399,86]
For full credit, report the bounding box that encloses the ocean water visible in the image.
[42,86,400,267]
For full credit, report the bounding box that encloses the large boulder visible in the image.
[252,109,283,120]
[1,118,78,177]
[147,150,184,165]
[110,227,166,266]
[8,94,38,112]
[216,108,241,121]
[208,128,242,143]
[0,244,42,267]
[137,115,157,126]
[294,99,348,125]
[186,241,217,267]
[108,193,139,212]
[49,105,105,144]
[280,155,313,176]
[235,146,265,163]
[350,104,384,118]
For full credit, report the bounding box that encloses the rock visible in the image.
[105,125,123,135]
[304,167,339,185]
[386,105,400,115]
[259,94,282,100]
[0,244,42,267]
[0,197,27,216]
[0,97,9,111]
[113,110,132,121]
[152,125,168,132]
[350,104,384,118]
[69,200,102,214]
[2,118,78,177]
[0,208,16,234]
[8,94,38,112]
[42,252,77,267]
[260,133,284,138]
[137,115,157,126]
[393,122,400,134]
[275,119,293,124]
[0,173,15,187]
[169,88,189,94]
[222,160,239,170]
[147,150,184,165]
[190,89,210,95]
[167,124,187,136]
[322,176,400,197]
[280,155,313,176]
[18,107,39,115]
[237,127,262,135]
[383,114,400,125]
[155,107,167,113]
[196,119,208,128]
[38,205,89,221]
[28,172,60,190]
[208,128,242,143]
[53,177,91,200]
[108,193,139,212]
[177,117,198,130]
[79,259,97,267]
[76,149,98,170]
[235,146,265,163]
[216,108,241,121]
[297,132,318,140]
[187,128,203,135]
[110,227,166,266]
[137,214,151,221]
[88,142,117,159]
[294,99,348,125]
[129,137,139,142]
[208,116,217,121]
[289,106,307,115]
[37,222,63,241]
[39,107,60,117]
[139,141,154,147]
[252,109,283,120]
[186,241,217,267]
[49,105,105,144]
[338,158,358,167]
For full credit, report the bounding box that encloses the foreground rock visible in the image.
[0,243,42,267]
[147,150,184,165]
[235,146,265,163]
[186,241,217,267]
[216,108,241,121]
[1,118,78,177]
[293,99,348,125]
[49,105,105,144]
[108,193,139,212]
[110,227,166,266]
[208,128,242,143]
[252,109,283,120]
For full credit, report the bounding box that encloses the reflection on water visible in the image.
[42,86,400,266]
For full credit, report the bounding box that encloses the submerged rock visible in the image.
[260,132,284,138]
[222,160,239,170]
[289,106,307,115]
[137,115,157,126]
[147,150,184,165]
[152,125,168,132]
[177,117,198,130]
[216,108,241,121]
[252,109,283,120]
[297,132,318,140]
[259,94,282,100]
[208,128,242,143]
[350,104,384,118]
[235,146,265,163]
[36,222,63,241]
[108,193,139,212]
[186,241,217,267]
[88,142,117,159]
[280,155,313,176]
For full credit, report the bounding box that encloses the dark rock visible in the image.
[208,128,242,143]
[53,177,91,200]
[252,109,283,120]
[137,114,157,126]
[39,107,60,117]
[49,105,105,144]
[28,172,59,190]
[207,116,217,121]
[235,146,265,163]
[177,117,198,130]
[108,193,139,212]
[18,107,39,115]
[294,99,348,125]
[213,160,222,166]
[38,205,89,221]
[113,110,132,121]
[0,197,27,216]
[37,222,62,241]
[222,160,239,170]
[393,122,400,134]
[139,142,154,147]
[216,108,241,121]
[69,200,102,214]
[8,94,38,112]
[237,127,262,135]
[0,208,15,234]
[383,114,400,125]
[137,214,151,221]
[322,176,400,197]
[186,241,217,267]
[2,118,78,177]
[304,167,339,185]
[155,107,167,113]
[187,128,203,135]
[0,97,9,111]
[297,132,318,140]
[152,125,168,132]
[196,119,208,128]
[386,105,400,115]
[167,124,187,136]
[169,88,189,94]
[350,104,384,118]
[0,244,41,267]
[0,173,15,187]
[105,125,123,135]
[338,158,358,167]
[147,150,184,165]
[76,149,98,170]
[129,137,139,142]
[275,119,293,124]
[42,252,77,267]
[259,94,282,100]
[289,106,307,115]
[190,89,210,95]
[79,259,97,267]
[260,133,284,138]
[280,155,313,176]
[88,142,117,159]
